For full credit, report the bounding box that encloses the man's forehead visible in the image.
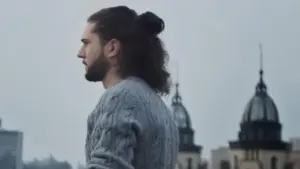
[82,22,96,38]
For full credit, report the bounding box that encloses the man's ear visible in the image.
[104,38,121,59]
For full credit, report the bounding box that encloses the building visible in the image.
[227,45,296,169]
[0,119,23,169]
[211,45,300,169]
[172,82,206,169]
[211,147,230,169]
[228,63,292,169]
[290,138,300,151]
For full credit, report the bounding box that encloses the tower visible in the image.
[0,119,23,169]
[228,44,291,169]
[172,82,203,169]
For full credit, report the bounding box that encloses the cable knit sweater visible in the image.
[85,77,179,169]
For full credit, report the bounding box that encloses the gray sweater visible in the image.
[85,77,179,169]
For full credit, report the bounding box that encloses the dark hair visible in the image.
[88,6,170,95]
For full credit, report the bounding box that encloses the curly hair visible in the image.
[87,6,171,95]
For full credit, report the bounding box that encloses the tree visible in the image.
[23,156,73,169]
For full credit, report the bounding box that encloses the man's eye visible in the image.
[81,39,90,45]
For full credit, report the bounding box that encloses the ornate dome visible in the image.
[229,45,289,150]
[241,70,280,123]
[171,83,191,128]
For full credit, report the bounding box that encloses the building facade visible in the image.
[206,45,300,169]
[172,83,206,169]
[210,45,300,169]
[228,66,291,169]
[290,138,300,151]
[0,119,23,169]
[211,147,230,169]
[210,66,300,169]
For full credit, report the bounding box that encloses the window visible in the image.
[220,160,230,169]
[245,151,250,160]
[234,156,238,169]
[271,156,277,169]
[183,134,189,144]
[258,129,263,140]
[251,150,255,160]
[187,157,193,169]
[248,130,254,140]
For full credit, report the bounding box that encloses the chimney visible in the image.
[0,118,2,128]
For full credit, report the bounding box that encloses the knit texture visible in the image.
[85,77,179,169]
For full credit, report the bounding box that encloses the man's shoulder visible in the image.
[100,77,147,109]
[106,77,150,100]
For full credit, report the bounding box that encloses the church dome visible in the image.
[171,83,191,128]
[229,44,289,148]
[241,70,280,123]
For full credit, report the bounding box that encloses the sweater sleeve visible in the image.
[87,95,142,169]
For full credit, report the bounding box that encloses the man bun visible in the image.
[136,11,165,36]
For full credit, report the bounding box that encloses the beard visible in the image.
[85,52,110,82]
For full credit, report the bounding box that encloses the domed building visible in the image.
[228,66,292,169]
[172,82,206,169]
[210,45,300,169]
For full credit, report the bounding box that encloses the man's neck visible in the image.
[102,71,121,89]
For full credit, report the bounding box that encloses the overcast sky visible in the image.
[0,0,300,167]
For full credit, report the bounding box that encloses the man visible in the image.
[77,6,179,169]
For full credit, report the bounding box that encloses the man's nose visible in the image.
[77,48,85,59]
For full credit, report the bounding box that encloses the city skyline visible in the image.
[1,0,300,167]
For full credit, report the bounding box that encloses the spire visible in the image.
[173,82,181,102]
[172,60,182,104]
[259,42,264,80]
[256,42,267,92]
[176,59,179,84]
[171,61,191,129]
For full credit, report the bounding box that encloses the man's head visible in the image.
[77,6,171,95]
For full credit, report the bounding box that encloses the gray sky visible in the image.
[1,0,300,166]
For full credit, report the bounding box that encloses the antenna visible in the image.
[256,42,267,91]
[173,59,181,102]
[259,42,263,72]
[175,59,179,84]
